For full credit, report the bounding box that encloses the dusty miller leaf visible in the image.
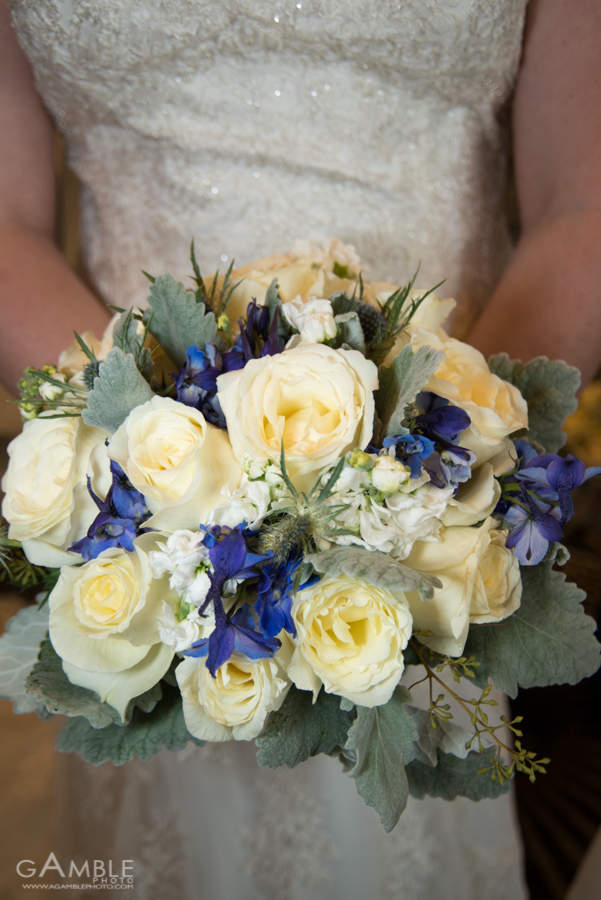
[0,603,50,716]
[406,748,511,801]
[334,312,366,354]
[488,354,580,453]
[406,706,481,766]
[375,343,445,438]
[146,273,218,366]
[55,683,204,765]
[26,640,161,727]
[256,686,352,768]
[464,559,600,698]
[345,686,417,832]
[305,547,441,600]
[82,347,153,434]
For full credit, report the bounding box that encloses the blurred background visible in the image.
[0,135,600,900]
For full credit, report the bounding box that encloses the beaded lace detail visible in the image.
[10,0,526,336]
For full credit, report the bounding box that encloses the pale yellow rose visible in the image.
[217,344,378,492]
[176,651,290,742]
[1,414,111,567]
[381,290,456,365]
[404,518,498,657]
[107,396,242,532]
[49,533,176,719]
[58,314,119,378]
[442,463,501,527]
[288,574,413,707]
[470,530,522,624]
[408,329,528,445]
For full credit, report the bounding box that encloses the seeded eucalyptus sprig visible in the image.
[17,364,87,420]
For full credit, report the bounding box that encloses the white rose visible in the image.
[408,329,528,445]
[176,651,290,742]
[371,456,411,495]
[443,463,501,527]
[470,530,522,624]
[282,296,338,344]
[108,396,242,532]
[1,414,111,567]
[48,533,176,719]
[403,518,498,657]
[288,574,412,707]
[217,344,378,492]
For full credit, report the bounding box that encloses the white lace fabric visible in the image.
[11,0,526,336]
[10,2,529,897]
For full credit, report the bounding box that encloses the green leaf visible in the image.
[256,685,352,768]
[0,603,51,716]
[305,547,442,600]
[146,273,218,366]
[375,344,445,438]
[112,310,154,382]
[344,686,417,832]
[55,683,204,765]
[406,706,479,766]
[464,558,601,698]
[406,748,511,801]
[25,640,162,727]
[334,312,366,354]
[82,347,153,434]
[488,354,580,453]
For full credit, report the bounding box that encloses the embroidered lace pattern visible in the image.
[10,0,526,336]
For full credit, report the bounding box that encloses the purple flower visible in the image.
[412,392,472,443]
[504,488,563,565]
[382,434,436,479]
[172,343,225,427]
[255,556,320,639]
[423,444,476,489]
[69,460,151,561]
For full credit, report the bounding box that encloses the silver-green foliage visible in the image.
[375,343,445,438]
[26,640,161,728]
[464,554,600,698]
[488,353,580,453]
[82,347,153,434]
[406,748,511,801]
[256,686,352,768]
[334,312,366,354]
[0,603,50,716]
[55,683,204,765]
[344,687,417,832]
[146,273,218,367]
[305,547,442,600]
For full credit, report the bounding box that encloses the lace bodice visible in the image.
[10,0,526,336]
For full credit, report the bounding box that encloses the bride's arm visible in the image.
[0,1,110,392]
[469,0,601,386]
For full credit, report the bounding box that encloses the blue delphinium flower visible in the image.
[255,556,320,639]
[411,392,472,443]
[422,444,476,490]
[382,434,436,479]
[172,342,226,427]
[184,526,279,676]
[497,440,601,565]
[70,460,151,561]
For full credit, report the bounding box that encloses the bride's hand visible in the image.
[469,0,601,387]
[0,0,110,392]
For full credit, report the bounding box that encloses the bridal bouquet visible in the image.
[1,239,600,830]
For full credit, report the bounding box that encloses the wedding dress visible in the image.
[10,1,529,897]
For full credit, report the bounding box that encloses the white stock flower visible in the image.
[282,296,337,344]
[1,414,111,567]
[176,651,290,742]
[148,530,211,597]
[157,601,214,653]
[48,533,176,719]
[217,344,378,493]
[371,456,411,495]
[108,396,242,532]
[206,480,272,531]
[288,574,412,707]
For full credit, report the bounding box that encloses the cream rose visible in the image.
[217,344,377,492]
[176,652,290,742]
[403,517,498,657]
[282,296,337,344]
[107,395,242,532]
[288,574,413,707]
[58,314,118,379]
[408,329,528,445]
[49,533,176,719]
[470,530,522,624]
[1,414,111,567]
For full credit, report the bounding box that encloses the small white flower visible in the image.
[185,570,212,607]
[282,296,337,344]
[371,456,411,495]
[157,601,206,653]
[39,372,67,402]
[148,530,211,595]
[206,480,272,531]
